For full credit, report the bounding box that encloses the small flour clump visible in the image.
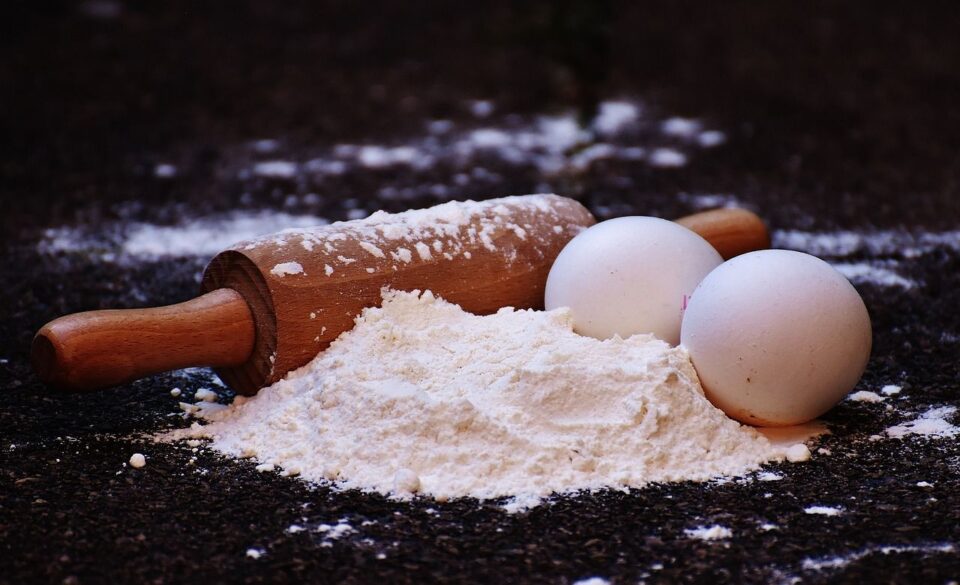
[165,290,797,506]
[270,261,304,277]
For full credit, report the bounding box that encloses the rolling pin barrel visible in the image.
[202,194,596,393]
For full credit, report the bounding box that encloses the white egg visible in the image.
[680,250,871,426]
[545,216,723,344]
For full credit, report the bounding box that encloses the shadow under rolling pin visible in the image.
[32,196,769,395]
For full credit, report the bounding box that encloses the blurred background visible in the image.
[4,0,959,236]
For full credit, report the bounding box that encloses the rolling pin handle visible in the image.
[675,208,770,260]
[31,288,256,392]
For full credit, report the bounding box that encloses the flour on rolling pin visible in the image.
[201,194,595,394]
[246,195,575,273]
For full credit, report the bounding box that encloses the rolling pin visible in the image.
[32,195,769,394]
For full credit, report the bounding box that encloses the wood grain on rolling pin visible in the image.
[202,194,595,394]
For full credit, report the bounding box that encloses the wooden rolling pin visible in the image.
[32,195,769,394]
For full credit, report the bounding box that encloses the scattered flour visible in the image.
[661,117,702,138]
[154,163,177,178]
[317,522,354,540]
[677,192,745,210]
[245,548,264,559]
[163,289,803,508]
[592,101,640,136]
[769,229,960,289]
[36,100,731,261]
[784,444,812,463]
[253,161,298,178]
[885,406,960,439]
[697,130,727,147]
[804,506,843,516]
[234,99,721,189]
[470,100,494,118]
[801,543,954,572]
[39,211,328,260]
[881,384,902,396]
[772,229,960,258]
[194,388,218,403]
[252,139,280,153]
[357,146,419,169]
[830,262,916,289]
[123,213,327,257]
[648,148,687,168]
[572,578,611,585]
[847,391,885,403]
[685,525,733,540]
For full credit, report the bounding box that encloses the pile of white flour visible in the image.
[166,290,803,507]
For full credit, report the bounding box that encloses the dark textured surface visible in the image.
[2,1,960,583]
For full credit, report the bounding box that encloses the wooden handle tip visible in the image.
[31,329,62,387]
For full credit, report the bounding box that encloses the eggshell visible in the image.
[544,216,723,344]
[680,249,872,426]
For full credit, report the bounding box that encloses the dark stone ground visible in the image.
[2,1,959,583]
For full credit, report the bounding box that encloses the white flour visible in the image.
[770,229,960,289]
[884,406,959,439]
[804,505,843,516]
[239,194,573,278]
[685,525,733,540]
[830,262,916,289]
[801,544,955,573]
[165,289,802,508]
[771,229,960,258]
